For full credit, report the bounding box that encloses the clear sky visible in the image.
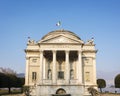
[0,0,120,83]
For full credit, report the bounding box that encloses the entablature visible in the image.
[39,44,82,51]
[82,50,97,53]
[25,49,39,53]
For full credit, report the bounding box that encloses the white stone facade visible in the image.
[25,30,97,96]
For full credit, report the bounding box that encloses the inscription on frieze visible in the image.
[41,45,81,50]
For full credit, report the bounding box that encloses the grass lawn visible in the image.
[0,88,22,95]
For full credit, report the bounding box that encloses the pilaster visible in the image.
[43,57,46,79]
[25,57,29,85]
[93,57,97,84]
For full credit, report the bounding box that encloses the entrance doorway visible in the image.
[56,88,66,94]
[52,88,71,96]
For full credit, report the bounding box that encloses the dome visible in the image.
[41,29,81,41]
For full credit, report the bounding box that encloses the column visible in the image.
[25,57,29,85]
[93,57,97,84]
[65,50,70,84]
[40,50,43,84]
[78,50,82,84]
[52,50,56,84]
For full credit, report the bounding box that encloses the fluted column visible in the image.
[65,50,70,84]
[78,50,82,84]
[52,50,56,84]
[25,57,29,85]
[40,50,43,84]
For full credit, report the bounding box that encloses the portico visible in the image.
[38,49,82,85]
[25,29,97,96]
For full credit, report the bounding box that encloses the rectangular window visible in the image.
[85,72,90,82]
[58,71,64,79]
[32,72,37,80]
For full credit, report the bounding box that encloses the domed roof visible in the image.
[41,29,81,41]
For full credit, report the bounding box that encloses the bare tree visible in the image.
[0,67,16,75]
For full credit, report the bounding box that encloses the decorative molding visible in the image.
[25,49,39,52]
[40,44,81,50]
[82,50,97,53]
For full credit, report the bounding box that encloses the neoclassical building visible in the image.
[25,29,97,96]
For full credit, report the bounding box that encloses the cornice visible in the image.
[39,43,83,45]
[82,50,98,53]
[24,49,39,52]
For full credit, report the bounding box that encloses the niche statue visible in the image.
[48,70,52,79]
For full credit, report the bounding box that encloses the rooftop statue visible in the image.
[86,37,94,45]
[27,37,36,45]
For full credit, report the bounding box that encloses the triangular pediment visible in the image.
[39,34,83,44]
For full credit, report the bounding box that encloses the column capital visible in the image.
[52,50,56,53]
[65,50,69,54]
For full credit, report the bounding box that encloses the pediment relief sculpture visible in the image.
[39,35,83,44]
